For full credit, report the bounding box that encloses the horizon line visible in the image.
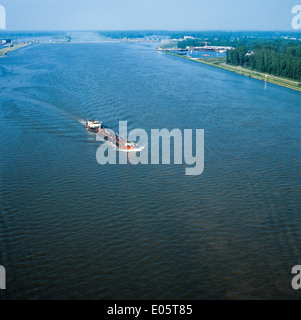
[1,29,300,33]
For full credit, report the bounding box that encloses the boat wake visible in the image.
[78,119,88,126]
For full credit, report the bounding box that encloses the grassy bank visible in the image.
[165,52,301,92]
[0,44,29,57]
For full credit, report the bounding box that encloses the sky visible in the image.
[1,0,300,31]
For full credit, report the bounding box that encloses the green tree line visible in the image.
[226,42,301,81]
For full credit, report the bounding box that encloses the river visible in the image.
[0,40,300,299]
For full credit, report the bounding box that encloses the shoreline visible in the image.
[165,52,301,92]
[0,44,30,57]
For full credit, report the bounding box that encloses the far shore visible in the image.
[165,52,301,92]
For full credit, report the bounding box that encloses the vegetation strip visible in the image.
[0,44,29,57]
[166,52,301,92]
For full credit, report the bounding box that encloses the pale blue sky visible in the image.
[1,0,299,31]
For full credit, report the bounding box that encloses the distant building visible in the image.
[184,36,194,40]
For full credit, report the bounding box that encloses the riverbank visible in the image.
[165,52,301,92]
[0,44,30,57]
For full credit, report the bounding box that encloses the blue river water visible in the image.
[0,41,300,299]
